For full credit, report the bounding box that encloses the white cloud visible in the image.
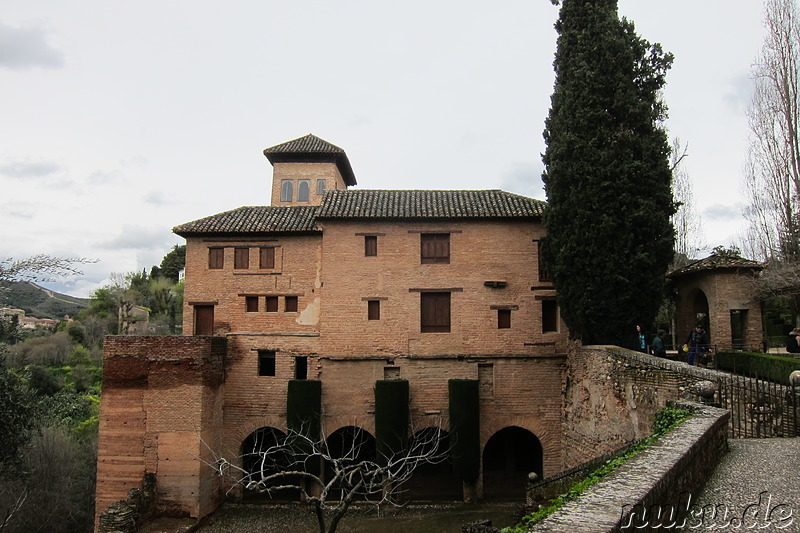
[100,225,175,251]
[0,158,61,178]
[0,22,63,70]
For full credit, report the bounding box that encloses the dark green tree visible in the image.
[159,244,186,283]
[541,0,676,346]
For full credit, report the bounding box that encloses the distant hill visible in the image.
[0,281,89,320]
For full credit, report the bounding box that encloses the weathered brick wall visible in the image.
[182,234,324,338]
[318,219,567,357]
[563,345,716,470]
[95,336,226,528]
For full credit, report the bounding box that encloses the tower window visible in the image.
[285,296,298,313]
[258,350,276,376]
[280,180,293,202]
[298,180,310,202]
[365,235,377,257]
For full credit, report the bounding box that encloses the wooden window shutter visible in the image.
[208,248,224,269]
[421,292,450,332]
[260,247,275,269]
[234,247,249,269]
[365,236,378,257]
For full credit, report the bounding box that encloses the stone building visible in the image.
[668,254,765,352]
[94,134,571,523]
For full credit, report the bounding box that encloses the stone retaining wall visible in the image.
[528,403,729,532]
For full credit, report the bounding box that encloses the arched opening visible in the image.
[324,426,377,500]
[405,427,461,500]
[240,426,299,500]
[691,289,710,335]
[482,426,543,500]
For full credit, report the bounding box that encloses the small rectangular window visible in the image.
[258,350,276,376]
[246,296,259,313]
[421,292,450,332]
[260,247,275,269]
[285,296,298,313]
[365,235,377,257]
[368,300,380,320]
[498,309,511,329]
[421,234,450,264]
[295,356,308,380]
[266,296,279,312]
[208,248,224,269]
[542,299,558,333]
[234,247,249,269]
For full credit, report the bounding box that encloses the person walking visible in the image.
[634,324,647,353]
[684,324,710,366]
[652,330,667,358]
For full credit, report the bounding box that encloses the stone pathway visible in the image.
[691,438,800,532]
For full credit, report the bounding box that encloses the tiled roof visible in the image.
[317,189,546,219]
[263,134,357,186]
[173,206,319,236]
[668,254,764,278]
[263,134,347,156]
[172,190,546,237]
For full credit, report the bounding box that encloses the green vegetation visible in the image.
[0,246,184,533]
[716,351,800,386]
[0,280,89,319]
[501,406,692,532]
[540,0,675,346]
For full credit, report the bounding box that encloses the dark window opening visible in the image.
[368,300,380,320]
[365,235,378,257]
[285,296,298,313]
[266,296,279,312]
[260,247,275,269]
[298,180,310,202]
[498,309,511,329]
[421,234,450,264]
[421,292,451,332]
[234,247,249,269]
[258,350,276,377]
[294,356,308,380]
[246,296,259,313]
[208,248,224,269]
[537,240,551,282]
[542,299,558,333]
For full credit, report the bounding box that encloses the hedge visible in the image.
[716,351,800,386]
[374,379,409,465]
[448,379,480,482]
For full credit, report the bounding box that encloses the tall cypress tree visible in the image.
[541,0,675,346]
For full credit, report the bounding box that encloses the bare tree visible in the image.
[670,137,704,265]
[206,425,449,533]
[743,0,800,261]
[0,255,93,283]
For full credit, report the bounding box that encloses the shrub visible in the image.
[716,351,800,385]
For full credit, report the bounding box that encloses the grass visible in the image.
[500,406,693,532]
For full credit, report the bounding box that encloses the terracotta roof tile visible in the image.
[317,189,546,219]
[173,206,319,236]
[668,254,764,278]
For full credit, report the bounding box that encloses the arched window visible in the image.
[280,180,293,202]
[298,180,310,202]
[317,179,326,195]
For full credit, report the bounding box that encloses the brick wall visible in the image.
[95,336,226,526]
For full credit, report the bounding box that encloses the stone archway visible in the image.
[405,427,461,500]
[240,426,299,500]
[482,426,543,500]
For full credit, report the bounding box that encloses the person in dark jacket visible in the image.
[684,325,710,366]
[652,330,667,358]
[787,328,800,354]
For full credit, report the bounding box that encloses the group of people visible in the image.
[634,324,712,366]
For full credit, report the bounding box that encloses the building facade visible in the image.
[95,134,571,523]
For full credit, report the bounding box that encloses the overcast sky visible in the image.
[1,1,766,298]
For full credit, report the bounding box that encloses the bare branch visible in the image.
[0,255,96,283]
